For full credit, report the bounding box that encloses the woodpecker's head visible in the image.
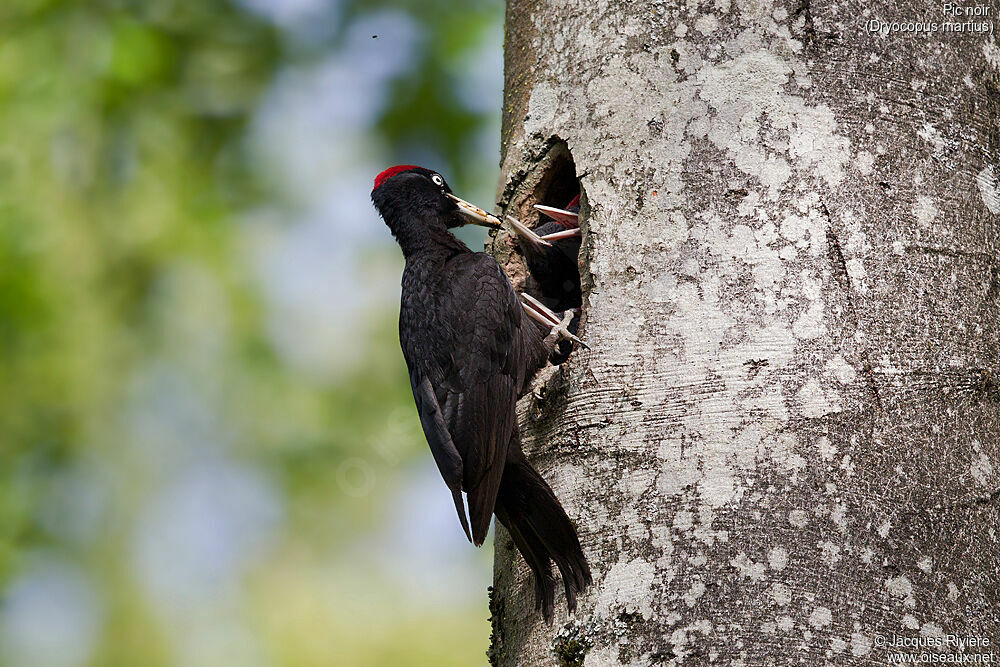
[371,165,501,234]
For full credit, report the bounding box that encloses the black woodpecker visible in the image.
[371,165,591,622]
[507,194,582,312]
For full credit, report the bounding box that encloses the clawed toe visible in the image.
[519,293,590,350]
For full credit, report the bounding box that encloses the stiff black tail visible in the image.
[494,451,591,624]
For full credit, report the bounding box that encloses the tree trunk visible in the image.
[489,1,999,665]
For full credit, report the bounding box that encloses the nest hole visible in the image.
[513,145,583,314]
[508,144,587,365]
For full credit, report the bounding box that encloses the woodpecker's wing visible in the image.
[401,252,530,546]
[410,373,471,542]
[443,253,529,546]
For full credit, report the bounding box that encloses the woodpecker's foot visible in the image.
[519,292,590,350]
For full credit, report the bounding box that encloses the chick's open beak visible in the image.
[533,204,579,227]
[539,227,582,242]
[506,215,552,248]
[446,193,502,229]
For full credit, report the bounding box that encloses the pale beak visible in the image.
[506,216,552,248]
[533,204,579,227]
[446,193,502,228]
[539,227,582,242]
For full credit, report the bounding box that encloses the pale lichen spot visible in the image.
[983,37,1000,70]
[947,582,959,601]
[780,214,806,244]
[851,632,872,657]
[819,541,841,567]
[886,575,912,597]
[793,301,826,340]
[841,453,856,477]
[777,615,794,631]
[917,556,932,573]
[594,558,658,619]
[695,14,720,34]
[921,622,945,639]
[683,579,707,607]
[732,553,767,581]
[877,520,891,538]
[815,436,837,461]
[768,547,788,571]
[788,509,809,527]
[917,123,945,153]
[830,503,847,531]
[886,575,916,608]
[970,441,994,487]
[912,196,938,228]
[975,167,1000,214]
[583,646,621,666]
[788,104,851,187]
[523,83,560,138]
[845,257,866,288]
[855,150,875,175]
[698,465,742,509]
[825,355,857,385]
[903,614,919,630]
[796,378,840,417]
[831,636,847,654]
[695,49,849,193]
[809,606,832,629]
[799,269,822,300]
[621,506,648,543]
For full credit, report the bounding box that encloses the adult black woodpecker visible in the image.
[507,194,582,312]
[371,165,591,622]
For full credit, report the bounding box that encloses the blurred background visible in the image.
[0,0,503,664]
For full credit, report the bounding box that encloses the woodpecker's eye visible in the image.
[431,174,444,187]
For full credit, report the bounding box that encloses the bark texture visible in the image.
[489,1,1000,665]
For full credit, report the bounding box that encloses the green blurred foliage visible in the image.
[0,0,502,664]
[0,0,280,578]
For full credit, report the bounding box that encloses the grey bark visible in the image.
[488,1,1000,665]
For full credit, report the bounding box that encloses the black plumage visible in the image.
[371,165,591,622]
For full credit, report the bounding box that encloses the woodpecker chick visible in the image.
[371,165,591,623]
[508,194,582,312]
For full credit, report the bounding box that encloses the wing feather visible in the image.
[401,252,530,546]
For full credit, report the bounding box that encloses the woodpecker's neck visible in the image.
[388,212,470,258]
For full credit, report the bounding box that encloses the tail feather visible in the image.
[494,503,556,620]
[495,451,591,624]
